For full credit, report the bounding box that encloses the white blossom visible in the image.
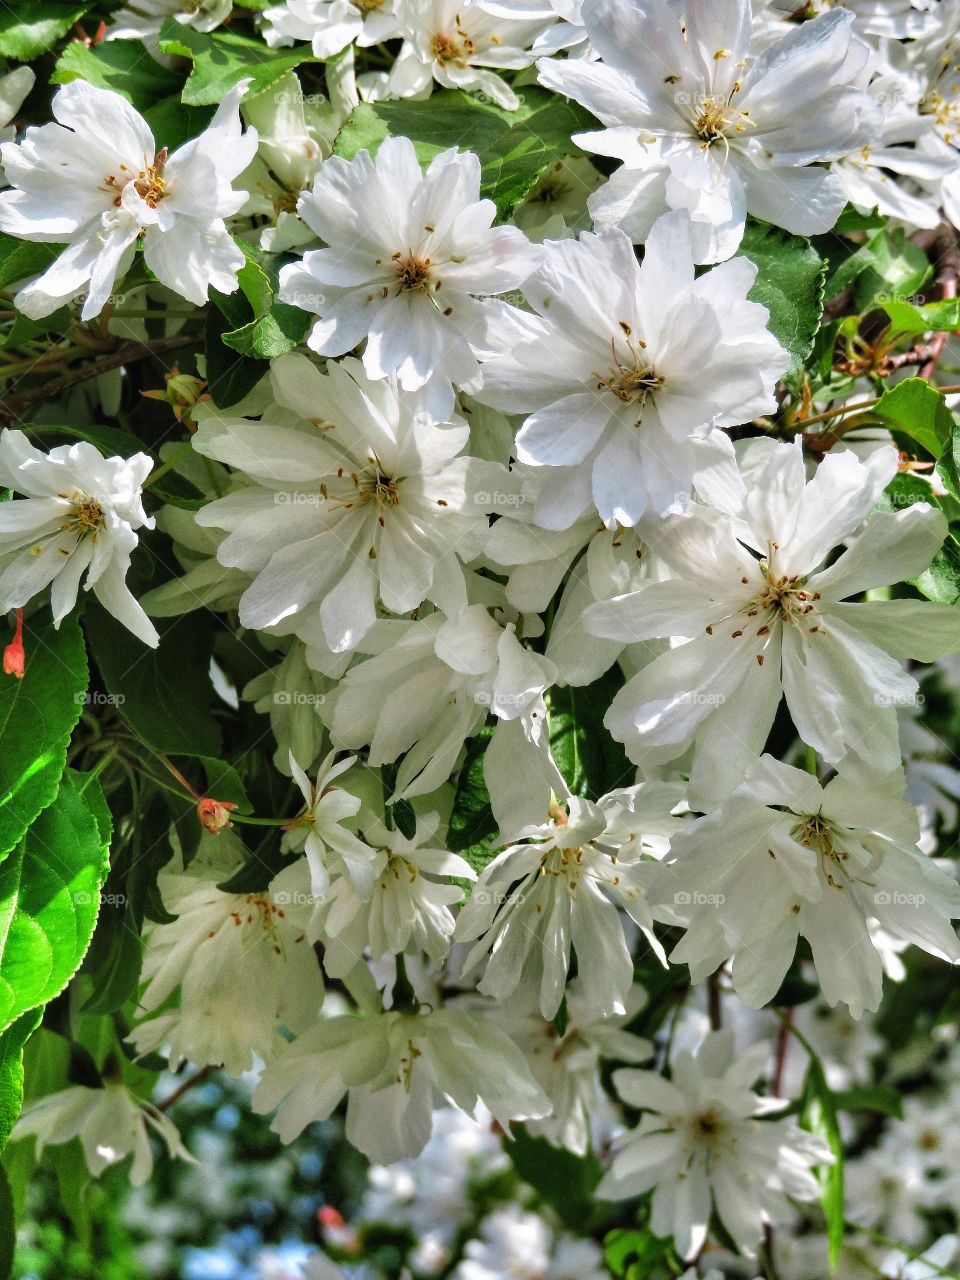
[539,0,880,261]
[0,80,257,319]
[0,429,158,646]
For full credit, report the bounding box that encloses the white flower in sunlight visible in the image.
[130,858,323,1075]
[252,1005,550,1162]
[0,80,257,319]
[455,783,684,1019]
[598,1030,829,1259]
[193,353,505,654]
[586,439,959,794]
[278,137,541,411]
[539,0,879,260]
[0,429,158,646]
[384,0,555,110]
[106,0,233,42]
[475,213,789,528]
[12,1082,193,1186]
[300,810,476,976]
[652,755,960,1019]
[263,0,401,59]
[0,66,34,182]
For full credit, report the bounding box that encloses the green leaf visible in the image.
[914,533,960,605]
[0,1010,42,1155]
[880,471,939,513]
[547,668,632,798]
[879,295,960,337]
[801,1053,845,1271]
[0,3,91,60]
[157,19,319,107]
[0,233,63,295]
[854,228,932,313]
[737,223,826,372]
[220,253,311,360]
[872,377,955,457]
[84,602,222,757]
[833,1083,903,1119]
[937,422,960,503]
[335,87,599,218]
[0,773,109,1036]
[0,614,87,862]
[604,1228,672,1279]
[507,1126,603,1229]
[52,37,181,107]
[447,724,499,875]
[205,304,268,408]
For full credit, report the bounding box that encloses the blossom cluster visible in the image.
[1,0,960,1275]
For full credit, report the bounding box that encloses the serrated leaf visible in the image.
[0,614,87,862]
[157,19,319,107]
[737,223,826,372]
[0,774,109,1035]
[0,4,91,60]
[872,377,955,457]
[335,87,599,218]
[0,1010,42,1155]
[84,602,221,757]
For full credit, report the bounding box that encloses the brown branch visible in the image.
[0,333,199,425]
[157,1063,215,1112]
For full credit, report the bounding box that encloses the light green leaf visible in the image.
[879,295,960,337]
[0,614,87,862]
[52,37,181,107]
[914,534,960,605]
[737,223,826,372]
[872,377,955,457]
[0,773,109,1036]
[334,87,599,218]
[157,19,319,107]
[0,3,91,60]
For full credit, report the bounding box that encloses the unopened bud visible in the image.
[197,797,238,834]
[142,367,209,424]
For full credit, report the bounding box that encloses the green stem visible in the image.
[143,439,196,488]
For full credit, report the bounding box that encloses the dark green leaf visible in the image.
[914,533,960,605]
[205,304,268,408]
[0,1164,12,1280]
[737,223,826,372]
[547,668,632,798]
[84,602,222,757]
[0,233,63,295]
[507,1126,603,1229]
[335,87,599,218]
[447,724,499,875]
[833,1084,903,1119]
[0,613,87,861]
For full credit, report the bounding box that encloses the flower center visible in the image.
[431,24,476,66]
[594,335,664,409]
[393,252,433,292]
[794,814,850,890]
[63,493,105,540]
[688,92,753,151]
[104,148,168,210]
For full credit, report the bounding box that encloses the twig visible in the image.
[0,333,198,424]
[157,1063,216,1112]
